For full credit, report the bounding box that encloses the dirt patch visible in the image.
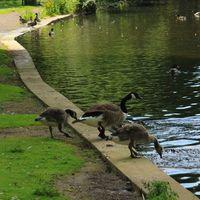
[56,161,142,200]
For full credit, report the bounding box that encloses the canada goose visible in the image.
[72,92,142,140]
[176,14,186,21]
[170,64,181,77]
[112,123,163,158]
[19,16,27,24]
[49,28,54,37]
[28,19,37,27]
[35,108,77,138]
[34,13,41,22]
[194,12,200,18]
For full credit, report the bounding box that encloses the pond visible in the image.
[17,0,200,197]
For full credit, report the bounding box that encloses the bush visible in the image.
[145,181,178,200]
[44,0,80,15]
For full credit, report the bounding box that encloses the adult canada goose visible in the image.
[35,107,77,138]
[112,123,163,158]
[72,92,142,140]
[28,19,37,27]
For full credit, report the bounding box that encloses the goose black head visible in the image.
[65,109,77,120]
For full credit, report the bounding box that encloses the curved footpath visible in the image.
[0,15,198,200]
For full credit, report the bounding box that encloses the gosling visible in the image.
[112,123,163,158]
[35,107,77,138]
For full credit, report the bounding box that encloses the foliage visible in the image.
[0,137,84,199]
[44,0,80,15]
[0,0,22,9]
[0,114,40,128]
[0,83,30,103]
[145,181,178,200]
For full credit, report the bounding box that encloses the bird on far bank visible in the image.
[72,92,142,140]
[34,13,41,22]
[19,16,27,24]
[35,107,77,138]
[111,123,163,158]
[28,18,37,27]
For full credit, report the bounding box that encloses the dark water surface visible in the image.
[17,0,200,197]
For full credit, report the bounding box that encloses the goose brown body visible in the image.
[35,107,77,138]
[113,123,163,158]
[84,103,125,128]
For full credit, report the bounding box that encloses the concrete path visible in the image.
[0,15,199,200]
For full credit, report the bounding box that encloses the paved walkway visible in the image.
[0,12,199,200]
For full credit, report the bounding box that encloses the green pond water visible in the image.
[17,0,200,197]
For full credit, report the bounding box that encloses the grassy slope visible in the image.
[0,114,40,128]
[0,137,84,200]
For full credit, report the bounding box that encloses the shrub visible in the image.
[145,181,178,200]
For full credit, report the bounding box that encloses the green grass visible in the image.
[0,136,84,199]
[0,49,12,65]
[0,5,39,14]
[0,83,30,103]
[0,65,14,77]
[0,114,40,128]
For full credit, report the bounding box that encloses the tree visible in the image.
[23,0,38,5]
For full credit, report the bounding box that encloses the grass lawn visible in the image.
[0,136,84,200]
[0,83,31,103]
[0,114,40,128]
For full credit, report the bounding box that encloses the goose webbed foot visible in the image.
[98,125,112,140]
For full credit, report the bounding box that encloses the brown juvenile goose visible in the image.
[72,92,142,140]
[112,123,163,158]
[35,107,77,138]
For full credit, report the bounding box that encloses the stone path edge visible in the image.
[0,15,198,200]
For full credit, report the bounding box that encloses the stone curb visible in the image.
[0,15,198,200]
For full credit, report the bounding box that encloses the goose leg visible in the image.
[98,124,106,139]
[98,122,111,140]
[128,140,140,158]
[58,124,72,138]
[49,126,53,138]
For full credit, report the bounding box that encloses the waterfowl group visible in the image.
[72,92,142,140]
[35,107,77,138]
[19,13,41,27]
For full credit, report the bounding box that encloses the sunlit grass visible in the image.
[0,114,40,128]
[0,5,39,14]
[0,83,31,103]
[0,137,84,199]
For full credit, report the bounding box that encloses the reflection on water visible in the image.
[164,169,200,198]
[17,0,200,197]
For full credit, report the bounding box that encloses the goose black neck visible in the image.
[120,94,131,113]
